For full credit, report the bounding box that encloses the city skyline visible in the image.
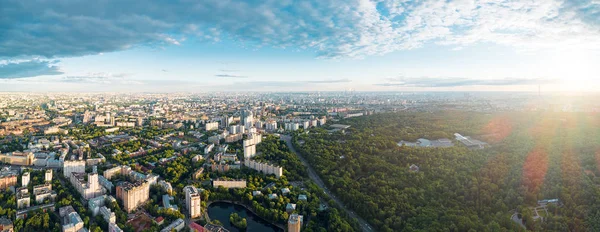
[1,0,599,92]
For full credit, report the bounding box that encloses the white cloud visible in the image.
[0,0,598,61]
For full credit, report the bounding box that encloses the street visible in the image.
[281,135,374,232]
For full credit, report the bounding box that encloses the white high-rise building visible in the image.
[63,160,86,178]
[265,121,277,131]
[185,186,202,218]
[242,110,254,128]
[243,144,256,159]
[285,123,300,131]
[22,172,30,187]
[45,169,53,182]
[229,125,238,134]
[70,172,104,199]
[255,121,263,129]
[205,121,219,131]
[243,133,262,159]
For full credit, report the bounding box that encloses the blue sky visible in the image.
[1,0,599,92]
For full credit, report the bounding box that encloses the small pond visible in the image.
[207,202,283,232]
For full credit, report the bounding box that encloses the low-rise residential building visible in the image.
[33,183,56,203]
[109,222,123,232]
[188,222,204,232]
[160,218,185,232]
[244,159,283,178]
[204,144,214,154]
[59,206,85,232]
[286,203,297,213]
[16,188,30,209]
[99,206,116,224]
[204,224,228,232]
[98,175,114,193]
[0,217,13,232]
[0,171,16,190]
[193,168,204,180]
[88,195,116,216]
[409,164,419,172]
[192,155,203,163]
[212,179,246,189]
[158,180,173,194]
[298,194,308,201]
[162,194,178,211]
[268,193,278,200]
[102,165,129,180]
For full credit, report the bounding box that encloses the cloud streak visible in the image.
[376,77,556,87]
[61,72,135,84]
[215,74,248,78]
[304,79,351,84]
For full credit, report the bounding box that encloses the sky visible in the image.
[1,0,600,92]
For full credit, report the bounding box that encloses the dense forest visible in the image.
[255,135,308,181]
[294,111,600,231]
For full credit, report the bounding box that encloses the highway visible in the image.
[280,135,374,232]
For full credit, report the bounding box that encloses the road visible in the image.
[281,135,374,232]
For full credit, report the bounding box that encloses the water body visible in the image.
[207,202,283,232]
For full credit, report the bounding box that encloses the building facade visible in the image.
[45,169,53,182]
[184,186,202,218]
[21,172,30,187]
[244,159,283,178]
[0,170,17,190]
[212,179,246,189]
[205,121,219,131]
[116,181,150,213]
[0,152,34,166]
[70,172,103,200]
[288,214,303,232]
[63,160,85,178]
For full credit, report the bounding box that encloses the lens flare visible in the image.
[481,115,513,144]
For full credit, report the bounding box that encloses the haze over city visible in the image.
[2,0,600,92]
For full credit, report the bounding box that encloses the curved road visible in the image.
[281,135,374,232]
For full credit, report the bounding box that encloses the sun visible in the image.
[543,49,599,92]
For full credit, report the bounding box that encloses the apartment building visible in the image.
[212,179,246,189]
[288,214,304,232]
[244,159,283,178]
[184,186,202,218]
[63,160,85,178]
[116,181,150,213]
[70,172,103,200]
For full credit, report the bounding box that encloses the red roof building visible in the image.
[189,222,204,232]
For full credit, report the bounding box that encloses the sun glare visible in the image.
[544,49,598,92]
